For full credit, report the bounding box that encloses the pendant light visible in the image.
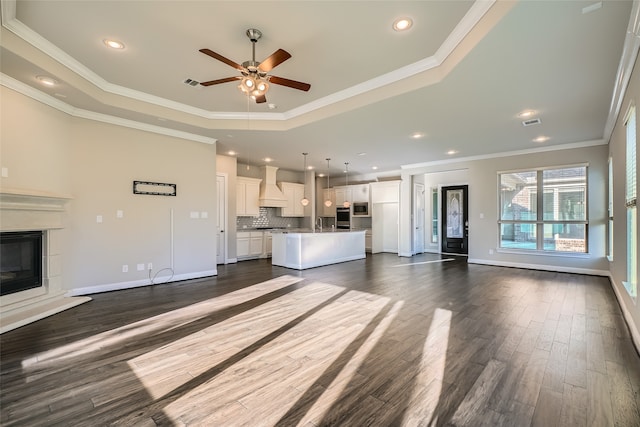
[300,153,310,206]
[324,158,333,207]
[343,162,350,208]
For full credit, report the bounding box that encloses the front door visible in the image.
[441,185,468,255]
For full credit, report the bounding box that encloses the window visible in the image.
[499,166,588,253]
[625,105,637,298]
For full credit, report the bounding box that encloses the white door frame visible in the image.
[413,182,425,255]
[216,173,229,264]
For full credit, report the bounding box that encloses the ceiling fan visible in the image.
[199,28,311,104]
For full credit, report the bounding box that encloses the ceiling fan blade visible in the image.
[268,75,311,92]
[200,76,242,86]
[199,48,244,71]
[258,49,292,73]
[255,94,267,104]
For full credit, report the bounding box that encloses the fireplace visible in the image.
[1,231,43,296]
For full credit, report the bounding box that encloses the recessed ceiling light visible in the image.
[411,132,425,139]
[318,173,325,178]
[307,166,314,170]
[372,166,378,170]
[263,157,273,163]
[358,152,367,156]
[447,150,458,155]
[393,17,413,31]
[533,136,550,143]
[268,103,277,110]
[517,110,536,118]
[36,75,57,87]
[103,39,125,49]
[228,151,237,156]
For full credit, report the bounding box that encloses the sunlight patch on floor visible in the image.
[401,307,452,425]
[392,258,454,267]
[21,275,304,369]
[155,285,392,425]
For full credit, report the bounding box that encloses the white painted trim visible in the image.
[401,139,606,171]
[603,0,640,142]
[467,258,609,277]
[607,273,640,353]
[66,270,217,296]
[0,296,91,334]
[1,74,217,145]
[227,258,238,264]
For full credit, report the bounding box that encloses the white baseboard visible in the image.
[1,296,92,334]
[607,274,640,354]
[67,269,218,296]
[226,258,238,264]
[467,258,609,276]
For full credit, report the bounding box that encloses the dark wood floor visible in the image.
[1,253,639,426]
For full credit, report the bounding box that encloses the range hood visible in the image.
[258,165,288,207]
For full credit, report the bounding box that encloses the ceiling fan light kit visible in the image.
[199,28,310,104]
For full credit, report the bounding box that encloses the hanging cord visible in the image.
[149,267,174,285]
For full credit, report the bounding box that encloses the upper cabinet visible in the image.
[334,186,352,208]
[237,177,261,217]
[351,184,370,203]
[370,181,400,204]
[279,182,305,217]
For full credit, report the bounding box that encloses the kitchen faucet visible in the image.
[316,217,323,232]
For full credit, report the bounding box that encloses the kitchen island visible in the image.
[271,230,366,270]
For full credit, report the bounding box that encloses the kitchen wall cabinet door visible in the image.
[334,187,352,208]
[237,177,261,217]
[351,184,370,203]
[279,182,305,217]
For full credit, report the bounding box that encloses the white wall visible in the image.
[1,86,218,296]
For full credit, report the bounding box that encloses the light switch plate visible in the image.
[116,210,124,218]
[96,215,103,223]
[201,211,208,219]
[1,167,8,178]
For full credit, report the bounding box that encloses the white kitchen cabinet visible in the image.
[264,231,272,255]
[236,177,261,217]
[365,229,372,252]
[351,184,370,203]
[370,181,400,204]
[334,186,352,208]
[237,231,265,259]
[279,182,305,217]
[237,231,251,258]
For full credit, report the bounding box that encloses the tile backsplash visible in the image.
[236,207,303,229]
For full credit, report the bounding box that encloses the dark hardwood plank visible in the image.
[1,254,639,426]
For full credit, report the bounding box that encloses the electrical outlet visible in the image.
[122,264,128,273]
[489,249,494,255]
[97,215,103,223]
[137,263,145,271]
[116,210,124,218]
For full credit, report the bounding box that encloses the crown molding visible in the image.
[1,74,217,145]
[1,0,495,123]
[400,139,607,170]
[603,0,640,142]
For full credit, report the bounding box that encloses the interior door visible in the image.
[441,185,468,255]
[216,174,226,264]
[414,183,425,254]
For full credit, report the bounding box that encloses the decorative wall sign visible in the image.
[133,181,177,196]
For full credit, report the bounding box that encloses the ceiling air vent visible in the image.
[522,118,541,126]
[183,78,200,87]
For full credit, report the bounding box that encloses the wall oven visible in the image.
[336,207,351,229]
[352,202,369,216]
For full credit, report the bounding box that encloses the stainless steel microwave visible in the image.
[352,202,369,216]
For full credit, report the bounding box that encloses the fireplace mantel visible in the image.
[1,188,72,212]
[1,187,90,334]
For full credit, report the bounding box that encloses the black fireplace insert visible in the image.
[0,231,43,296]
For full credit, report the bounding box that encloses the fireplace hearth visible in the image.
[1,231,43,296]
